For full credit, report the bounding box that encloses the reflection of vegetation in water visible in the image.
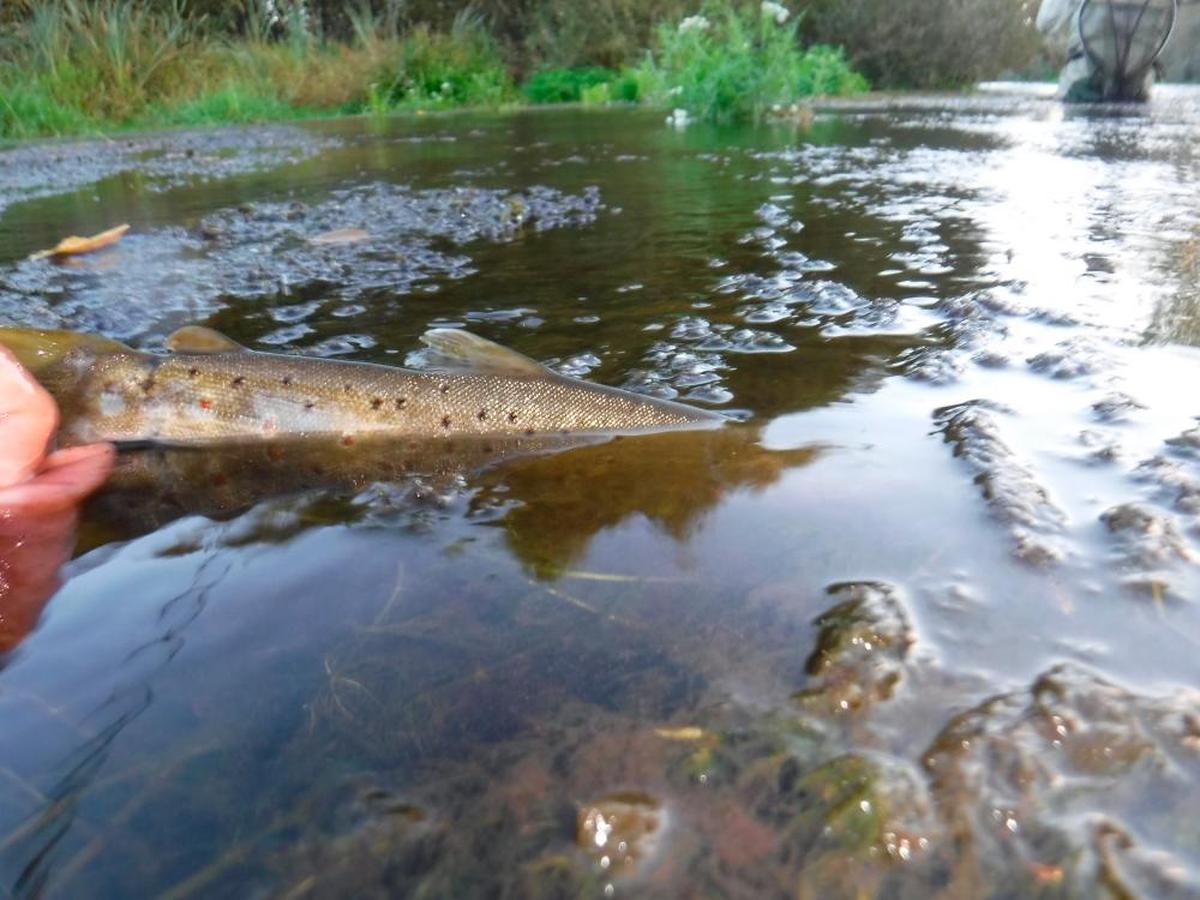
[85,428,821,580]
[1149,225,1200,346]
[470,428,821,578]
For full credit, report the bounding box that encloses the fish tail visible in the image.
[0,327,130,376]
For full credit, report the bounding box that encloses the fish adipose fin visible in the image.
[420,329,547,377]
[166,326,248,354]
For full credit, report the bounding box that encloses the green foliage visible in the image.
[0,82,93,139]
[140,84,311,127]
[795,45,869,96]
[0,0,875,138]
[522,66,616,103]
[518,0,690,69]
[640,1,868,123]
[373,16,514,110]
[14,0,194,121]
[800,0,1041,89]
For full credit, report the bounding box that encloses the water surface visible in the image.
[1,85,1200,898]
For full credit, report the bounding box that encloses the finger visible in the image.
[0,346,59,488]
[0,443,114,514]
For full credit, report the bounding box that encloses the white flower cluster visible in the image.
[761,1,790,24]
[678,14,711,33]
[666,108,691,127]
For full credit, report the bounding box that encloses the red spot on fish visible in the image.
[212,473,228,487]
[342,434,355,446]
[199,398,212,411]
[267,445,285,461]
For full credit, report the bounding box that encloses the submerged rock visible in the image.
[921,663,1200,897]
[793,581,915,718]
[934,401,1067,565]
[1027,337,1110,380]
[576,791,667,879]
[1092,392,1147,423]
[0,182,603,344]
[1100,502,1196,600]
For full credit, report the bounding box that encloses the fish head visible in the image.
[0,327,131,380]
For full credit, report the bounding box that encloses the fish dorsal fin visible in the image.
[419,329,547,377]
[166,326,247,354]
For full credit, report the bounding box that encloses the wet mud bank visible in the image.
[1,91,1200,896]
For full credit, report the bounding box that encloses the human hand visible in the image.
[0,346,114,651]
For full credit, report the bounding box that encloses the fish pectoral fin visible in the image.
[166,326,247,354]
[419,329,547,377]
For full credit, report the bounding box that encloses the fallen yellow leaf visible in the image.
[654,726,706,742]
[30,224,130,260]
[309,227,370,245]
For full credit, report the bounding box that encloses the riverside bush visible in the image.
[640,1,867,123]
[523,66,617,103]
[372,16,515,110]
[801,0,1040,89]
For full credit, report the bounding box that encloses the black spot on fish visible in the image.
[231,376,245,387]
[304,401,316,410]
[395,397,407,410]
[524,428,535,436]
[103,381,116,392]
[508,411,518,423]
[187,368,199,378]
[438,383,450,394]
[441,415,452,429]
[281,376,292,386]
[370,397,384,410]
[343,383,353,392]
[477,408,488,421]
[140,376,156,393]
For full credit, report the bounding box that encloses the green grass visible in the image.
[523,66,617,103]
[138,85,319,128]
[371,15,515,111]
[0,0,867,139]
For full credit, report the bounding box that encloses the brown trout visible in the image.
[0,325,724,446]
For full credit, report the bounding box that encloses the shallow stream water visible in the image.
[1,84,1199,898]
